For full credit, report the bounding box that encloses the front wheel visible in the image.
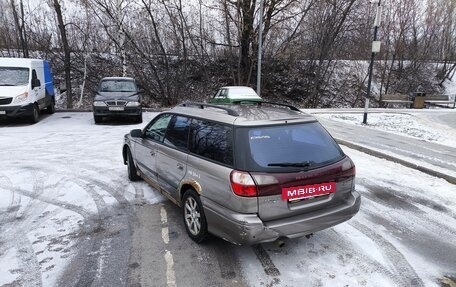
[94,115,102,124]
[127,148,141,181]
[135,114,143,124]
[30,104,39,123]
[182,189,208,243]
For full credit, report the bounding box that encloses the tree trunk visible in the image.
[10,0,28,57]
[53,0,72,108]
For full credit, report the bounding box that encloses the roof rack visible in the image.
[179,102,239,116]
[231,100,302,112]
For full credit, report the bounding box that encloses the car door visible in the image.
[134,114,172,183]
[155,115,191,200]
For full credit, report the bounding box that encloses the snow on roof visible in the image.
[0,57,46,67]
[101,77,135,81]
[221,86,261,99]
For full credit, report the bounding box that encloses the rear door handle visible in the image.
[177,163,184,170]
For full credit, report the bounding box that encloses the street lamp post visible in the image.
[363,0,382,124]
[257,0,264,96]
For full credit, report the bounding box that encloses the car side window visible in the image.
[144,114,172,142]
[163,115,191,150]
[213,90,222,98]
[190,119,233,166]
[220,89,227,98]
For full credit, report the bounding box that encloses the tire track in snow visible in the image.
[0,173,57,287]
[58,176,136,286]
[349,221,425,286]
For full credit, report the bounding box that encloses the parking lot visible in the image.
[1,112,455,287]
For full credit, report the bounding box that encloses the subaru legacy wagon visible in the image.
[122,102,360,245]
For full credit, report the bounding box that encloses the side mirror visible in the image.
[32,78,41,89]
[130,129,143,138]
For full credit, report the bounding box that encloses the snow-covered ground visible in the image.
[316,111,456,148]
[0,112,455,286]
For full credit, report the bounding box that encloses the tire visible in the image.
[30,104,39,123]
[46,101,55,114]
[94,115,102,124]
[182,189,208,243]
[127,148,141,181]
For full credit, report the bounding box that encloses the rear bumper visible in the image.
[203,191,361,245]
[0,104,34,118]
[93,106,142,117]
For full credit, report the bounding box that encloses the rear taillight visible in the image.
[342,157,356,177]
[230,170,258,197]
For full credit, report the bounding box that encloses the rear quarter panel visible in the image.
[184,154,258,214]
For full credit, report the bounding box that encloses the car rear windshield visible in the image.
[99,79,136,92]
[235,122,344,171]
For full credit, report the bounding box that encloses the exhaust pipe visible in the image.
[274,237,286,248]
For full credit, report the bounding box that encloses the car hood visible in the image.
[0,85,28,98]
[95,91,139,101]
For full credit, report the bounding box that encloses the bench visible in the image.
[381,93,413,108]
[424,94,456,109]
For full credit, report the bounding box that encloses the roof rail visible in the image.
[179,102,240,116]
[231,100,302,112]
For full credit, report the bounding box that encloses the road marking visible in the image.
[160,206,175,287]
[165,250,176,287]
[160,206,167,224]
[160,207,169,244]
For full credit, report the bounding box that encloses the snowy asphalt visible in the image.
[0,111,455,287]
[311,109,456,184]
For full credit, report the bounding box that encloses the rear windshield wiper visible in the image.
[268,161,313,167]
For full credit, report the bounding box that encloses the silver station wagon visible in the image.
[122,102,361,245]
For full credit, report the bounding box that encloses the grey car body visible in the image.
[122,102,360,245]
[93,77,142,123]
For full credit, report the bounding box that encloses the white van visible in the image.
[0,58,56,123]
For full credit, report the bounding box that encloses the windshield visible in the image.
[99,80,137,92]
[0,67,29,86]
[236,122,344,171]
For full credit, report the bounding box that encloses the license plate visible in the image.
[109,107,124,111]
[281,182,336,201]
[0,111,5,115]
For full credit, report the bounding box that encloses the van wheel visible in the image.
[94,115,102,124]
[182,189,208,243]
[30,104,39,123]
[46,101,55,114]
[127,148,141,181]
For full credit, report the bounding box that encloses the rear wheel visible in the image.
[182,189,208,243]
[46,99,55,114]
[30,104,39,123]
[127,148,141,181]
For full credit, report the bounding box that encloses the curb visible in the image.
[336,138,456,185]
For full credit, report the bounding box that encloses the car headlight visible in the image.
[93,101,106,107]
[13,92,28,104]
[126,101,140,107]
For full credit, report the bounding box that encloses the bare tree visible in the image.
[9,0,29,57]
[52,0,73,108]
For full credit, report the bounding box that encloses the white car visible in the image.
[208,86,262,103]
